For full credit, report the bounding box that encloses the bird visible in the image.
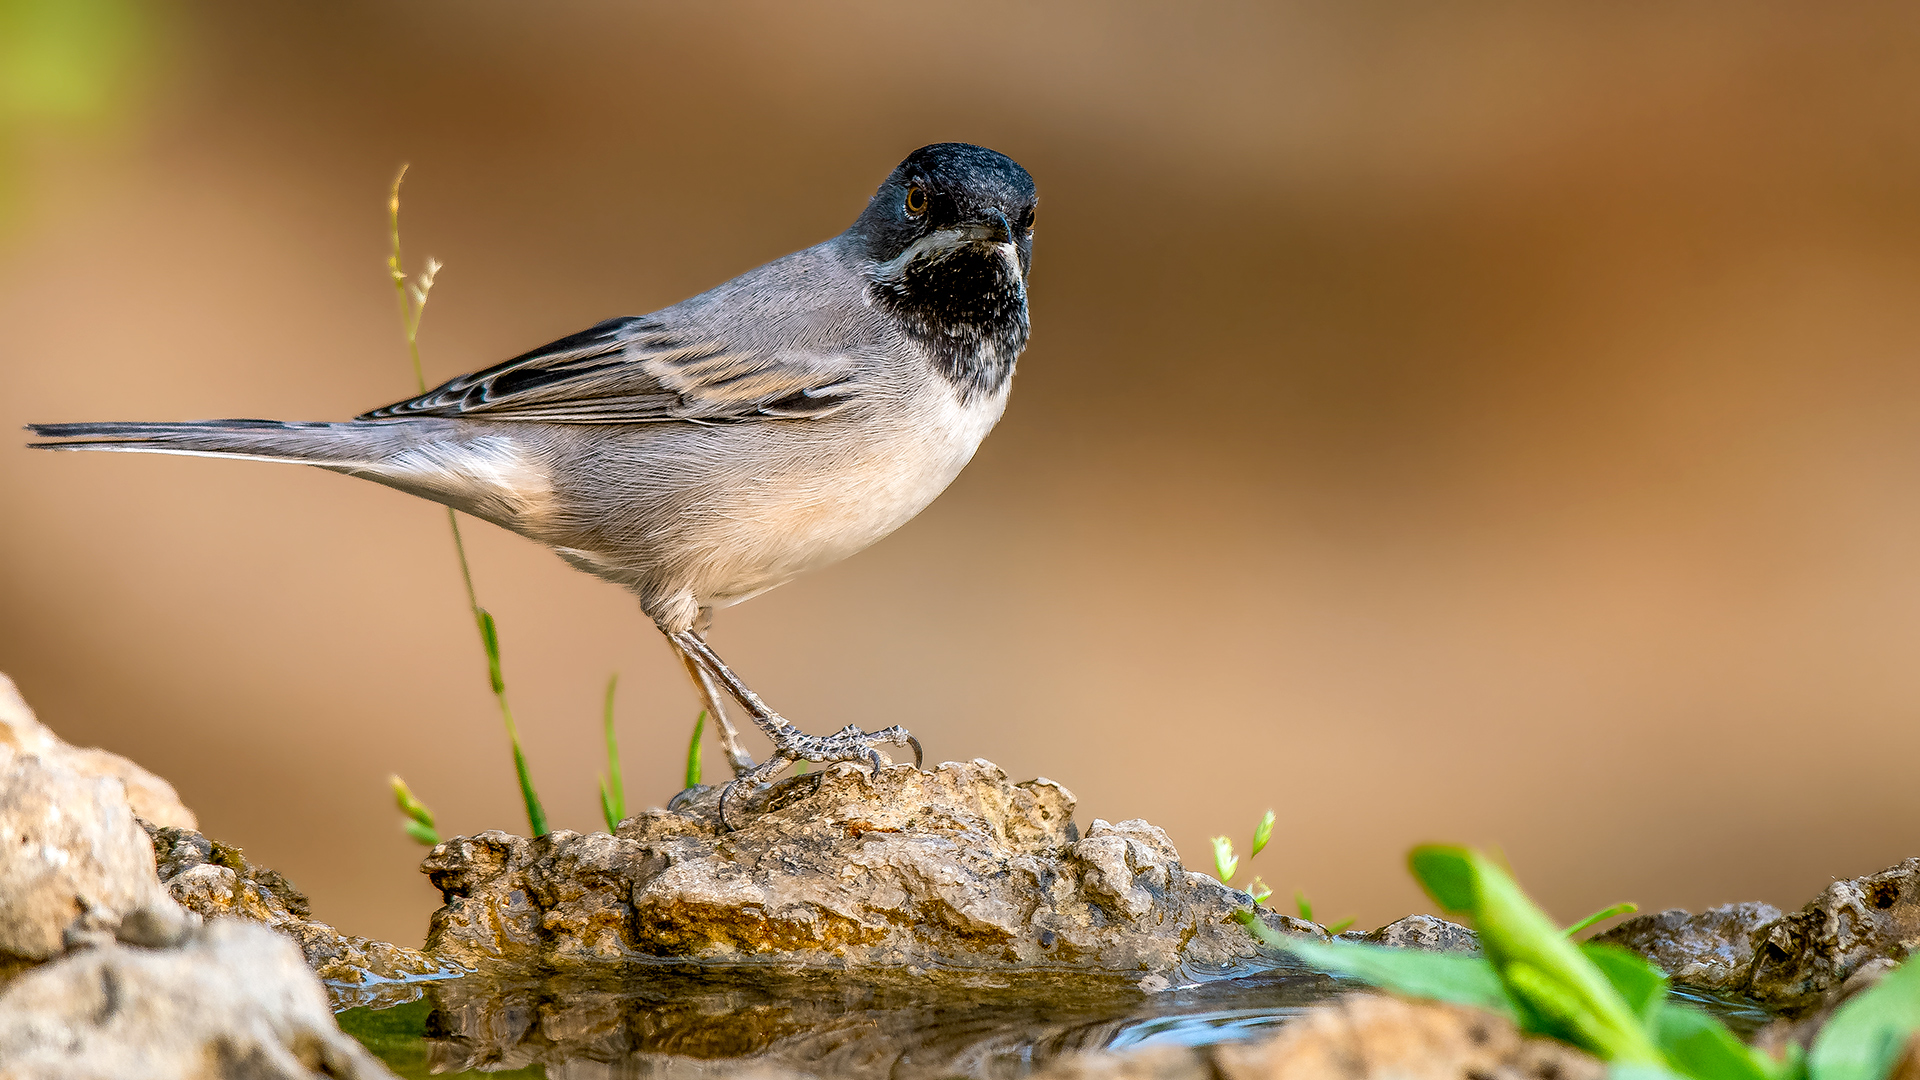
[28,142,1037,826]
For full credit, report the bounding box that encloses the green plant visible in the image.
[598,674,625,831]
[1212,808,1353,930]
[1238,844,1920,1080]
[389,775,440,847]
[685,709,705,788]
[387,166,546,837]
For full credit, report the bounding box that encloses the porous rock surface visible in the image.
[1340,913,1480,953]
[424,758,1319,974]
[1593,901,1782,991]
[1597,860,1920,1008]
[147,821,456,987]
[1745,858,1920,1008]
[0,753,180,968]
[0,917,398,1080]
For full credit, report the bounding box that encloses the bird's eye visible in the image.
[905,185,928,216]
[1022,208,1036,232]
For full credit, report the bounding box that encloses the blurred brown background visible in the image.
[4,1,1920,946]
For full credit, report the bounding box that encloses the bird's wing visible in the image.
[357,315,866,424]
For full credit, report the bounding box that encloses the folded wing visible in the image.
[358,315,865,425]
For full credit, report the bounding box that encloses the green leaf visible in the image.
[1653,1003,1788,1080]
[1326,916,1356,935]
[1407,845,1663,1065]
[402,819,440,847]
[508,732,547,837]
[1810,957,1920,1080]
[1566,902,1639,938]
[1248,876,1271,904]
[475,609,505,694]
[1295,890,1314,922]
[1409,846,1478,911]
[600,674,624,829]
[1582,943,1669,1022]
[388,774,435,829]
[1258,925,1518,1018]
[1212,836,1237,882]
[598,776,619,834]
[1251,809,1275,858]
[685,709,705,789]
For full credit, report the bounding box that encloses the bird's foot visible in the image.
[718,723,923,830]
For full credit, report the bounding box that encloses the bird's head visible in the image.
[850,143,1036,372]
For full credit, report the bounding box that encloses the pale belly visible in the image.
[537,382,1008,630]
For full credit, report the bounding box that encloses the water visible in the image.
[336,966,1343,1079]
[337,967,1780,1078]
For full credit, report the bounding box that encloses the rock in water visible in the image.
[146,821,457,989]
[1746,858,1920,1008]
[424,759,1315,974]
[0,918,398,1080]
[1593,902,1782,991]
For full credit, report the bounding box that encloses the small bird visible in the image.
[29,142,1037,825]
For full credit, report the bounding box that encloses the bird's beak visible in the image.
[950,211,1014,245]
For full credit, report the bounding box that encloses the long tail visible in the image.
[25,417,541,527]
[27,419,390,466]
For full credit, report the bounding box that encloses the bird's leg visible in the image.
[667,629,922,829]
[671,637,755,776]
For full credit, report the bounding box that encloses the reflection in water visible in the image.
[340,967,1344,1079]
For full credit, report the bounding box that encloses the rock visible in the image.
[146,821,457,987]
[1746,859,1920,1008]
[0,753,180,965]
[1593,902,1782,991]
[1032,994,1604,1080]
[1345,914,1479,953]
[0,917,399,1080]
[424,759,1316,974]
[0,672,195,831]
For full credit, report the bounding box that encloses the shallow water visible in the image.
[337,967,1778,1079]
[336,965,1342,1079]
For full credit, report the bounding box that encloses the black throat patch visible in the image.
[869,241,1029,403]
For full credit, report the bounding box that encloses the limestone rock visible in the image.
[1031,995,1603,1080]
[424,759,1314,974]
[0,672,195,832]
[1341,914,1479,953]
[147,822,456,987]
[1594,902,1782,991]
[0,753,179,965]
[1746,858,1920,1008]
[0,917,398,1080]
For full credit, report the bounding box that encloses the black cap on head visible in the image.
[848,143,1037,269]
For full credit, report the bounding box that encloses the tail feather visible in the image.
[27,419,378,464]
[26,416,542,528]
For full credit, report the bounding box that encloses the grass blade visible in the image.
[685,709,705,788]
[389,169,546,838]
[1212,836,1237,882]
[389,775,440,847]
[1251,809,1275,858]
[600,674,624,830]
[1565,902,1638,938]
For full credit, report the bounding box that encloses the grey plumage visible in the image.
[28,143,1038,824]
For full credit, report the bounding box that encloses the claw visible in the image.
[717,779,745,832]
[907,734,924,770]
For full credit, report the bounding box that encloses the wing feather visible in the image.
[357,315,863,424]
